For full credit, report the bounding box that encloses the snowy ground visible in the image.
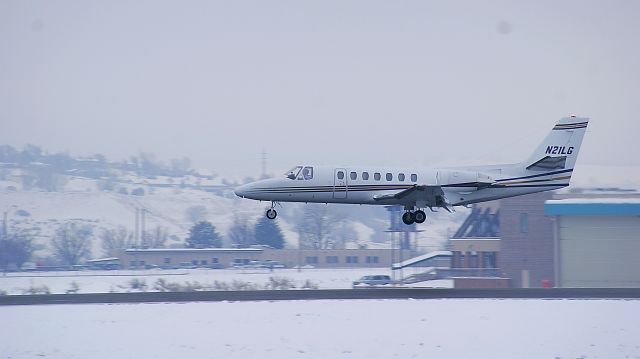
[1,299,639,359]
[0,268,395,294]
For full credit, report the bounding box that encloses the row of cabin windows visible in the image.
[338,171,418,182]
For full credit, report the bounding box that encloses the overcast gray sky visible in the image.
[1,1,639,177]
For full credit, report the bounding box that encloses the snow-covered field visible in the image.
[2,299,639,359]
[0,268,393,294]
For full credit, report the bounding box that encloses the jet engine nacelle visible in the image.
[443,170,494,187]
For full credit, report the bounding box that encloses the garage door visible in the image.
[559,216,640,287]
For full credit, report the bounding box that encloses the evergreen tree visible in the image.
[185,221,222,248]
[0,232,33,270]
[254,216,285,249]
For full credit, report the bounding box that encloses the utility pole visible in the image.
[141,208,146,248]
[134,208,139,248]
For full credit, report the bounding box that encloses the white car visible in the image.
[352,275,395,288]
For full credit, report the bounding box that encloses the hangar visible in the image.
[545,199,640,287]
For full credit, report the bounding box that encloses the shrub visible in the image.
[15,209,30,217]
[66,281,80,294]
[22,284,51,295]
[128,278,147,291]
[131,187,145,196]
[301,280,319,290]
[266,276,296,290]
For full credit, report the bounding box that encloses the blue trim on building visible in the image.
[544,202,640,216]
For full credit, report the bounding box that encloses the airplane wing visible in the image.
[373,185,452,211]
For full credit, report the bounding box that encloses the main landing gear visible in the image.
[265,202,278,219]
[402,209,426,225]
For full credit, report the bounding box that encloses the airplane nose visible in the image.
[234,184,249,198]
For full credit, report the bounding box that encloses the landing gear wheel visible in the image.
[402,211,415,225]
[414,210,426,224]
[266,208,277,219]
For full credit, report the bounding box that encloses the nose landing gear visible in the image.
[265,202,278,219]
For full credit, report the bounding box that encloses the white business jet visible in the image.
[235,116,588,225]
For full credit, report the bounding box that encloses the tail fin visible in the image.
[521,116,588,177]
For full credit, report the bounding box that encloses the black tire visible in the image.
[414,210,426,224]
[266,208,277,219]
[402,211,415,225]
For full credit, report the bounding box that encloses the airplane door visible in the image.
[333,168,347,199]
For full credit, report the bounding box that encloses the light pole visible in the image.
[297,234,302,272]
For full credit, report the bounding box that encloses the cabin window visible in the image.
[350,172,357,180]
[411,174,417,182]
[337,171,344,180]
[362,172,369,180]
[398,173,405,181]
[386,173,392,181]
[374,172,381,181]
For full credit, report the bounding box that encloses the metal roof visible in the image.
[125,248,264,253]
[544,199,640,216]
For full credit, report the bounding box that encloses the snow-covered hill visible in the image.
[0,170,466,262]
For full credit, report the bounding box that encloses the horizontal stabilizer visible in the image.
[526,156,567,171]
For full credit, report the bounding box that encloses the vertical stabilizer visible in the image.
[521,116,588,178]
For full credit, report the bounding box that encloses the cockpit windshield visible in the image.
[285,166,303,180]
[285,166,313,180]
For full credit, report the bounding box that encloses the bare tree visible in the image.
[227,213,255,248]
[100,226,132,257]
[144,225,169,248]
[185,205,207,224]
[52,222,93,265]
[296,204,345,249]
[332,222,360,249]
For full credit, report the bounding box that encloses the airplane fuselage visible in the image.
[235,116,588,224]
[234,165,569,207]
